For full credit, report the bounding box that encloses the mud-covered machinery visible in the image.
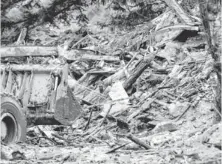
[0,46,82,144]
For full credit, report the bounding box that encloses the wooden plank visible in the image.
[0,46,58,58]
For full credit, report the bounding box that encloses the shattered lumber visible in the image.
[199,0,213,53]
[84,107,94,130]
[164,0,194,25]
[127,98,155,122]
[103,69,126,87]
[123,52,156,89]
[0,46,58,57]
[175,96,201,121]
[127,134,152,150]
[106,143,129,154]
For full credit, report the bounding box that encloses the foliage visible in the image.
[1,0,166,44]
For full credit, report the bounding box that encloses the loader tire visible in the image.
[1,95,26,144]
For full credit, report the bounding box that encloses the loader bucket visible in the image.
[54,64,82,125]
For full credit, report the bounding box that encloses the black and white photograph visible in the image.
[0,0,221,163]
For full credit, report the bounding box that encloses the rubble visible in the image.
[1,1,221,164]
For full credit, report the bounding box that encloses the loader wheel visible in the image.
[1,95,26,144]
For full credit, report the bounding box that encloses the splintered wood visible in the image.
[1,1,221,164]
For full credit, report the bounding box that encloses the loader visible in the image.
[0,46,82,144]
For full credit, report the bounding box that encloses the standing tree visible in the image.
[199,0,221,121]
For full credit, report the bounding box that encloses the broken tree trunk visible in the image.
[199,0,213,55]
[123,52,156,90]
[164,0,194,25]
[127,98,155,122]
[103,69,127,87]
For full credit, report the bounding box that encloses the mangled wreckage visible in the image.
[2,0,219,147]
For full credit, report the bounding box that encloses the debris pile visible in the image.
[1,1,221,164]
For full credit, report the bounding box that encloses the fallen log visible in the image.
[123,61,148,89]
[123,52,156,89]
[102,52,140,87]
[103,69,127,87]
[164,0,194,25]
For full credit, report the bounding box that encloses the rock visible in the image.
[196,101,214,115]
[168,102,189,117]
[149,132,172,147]
[156,42,181,63]
[1,144,16,160]
[152,121,177,133]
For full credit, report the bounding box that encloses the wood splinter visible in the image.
[126,134,152,150]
